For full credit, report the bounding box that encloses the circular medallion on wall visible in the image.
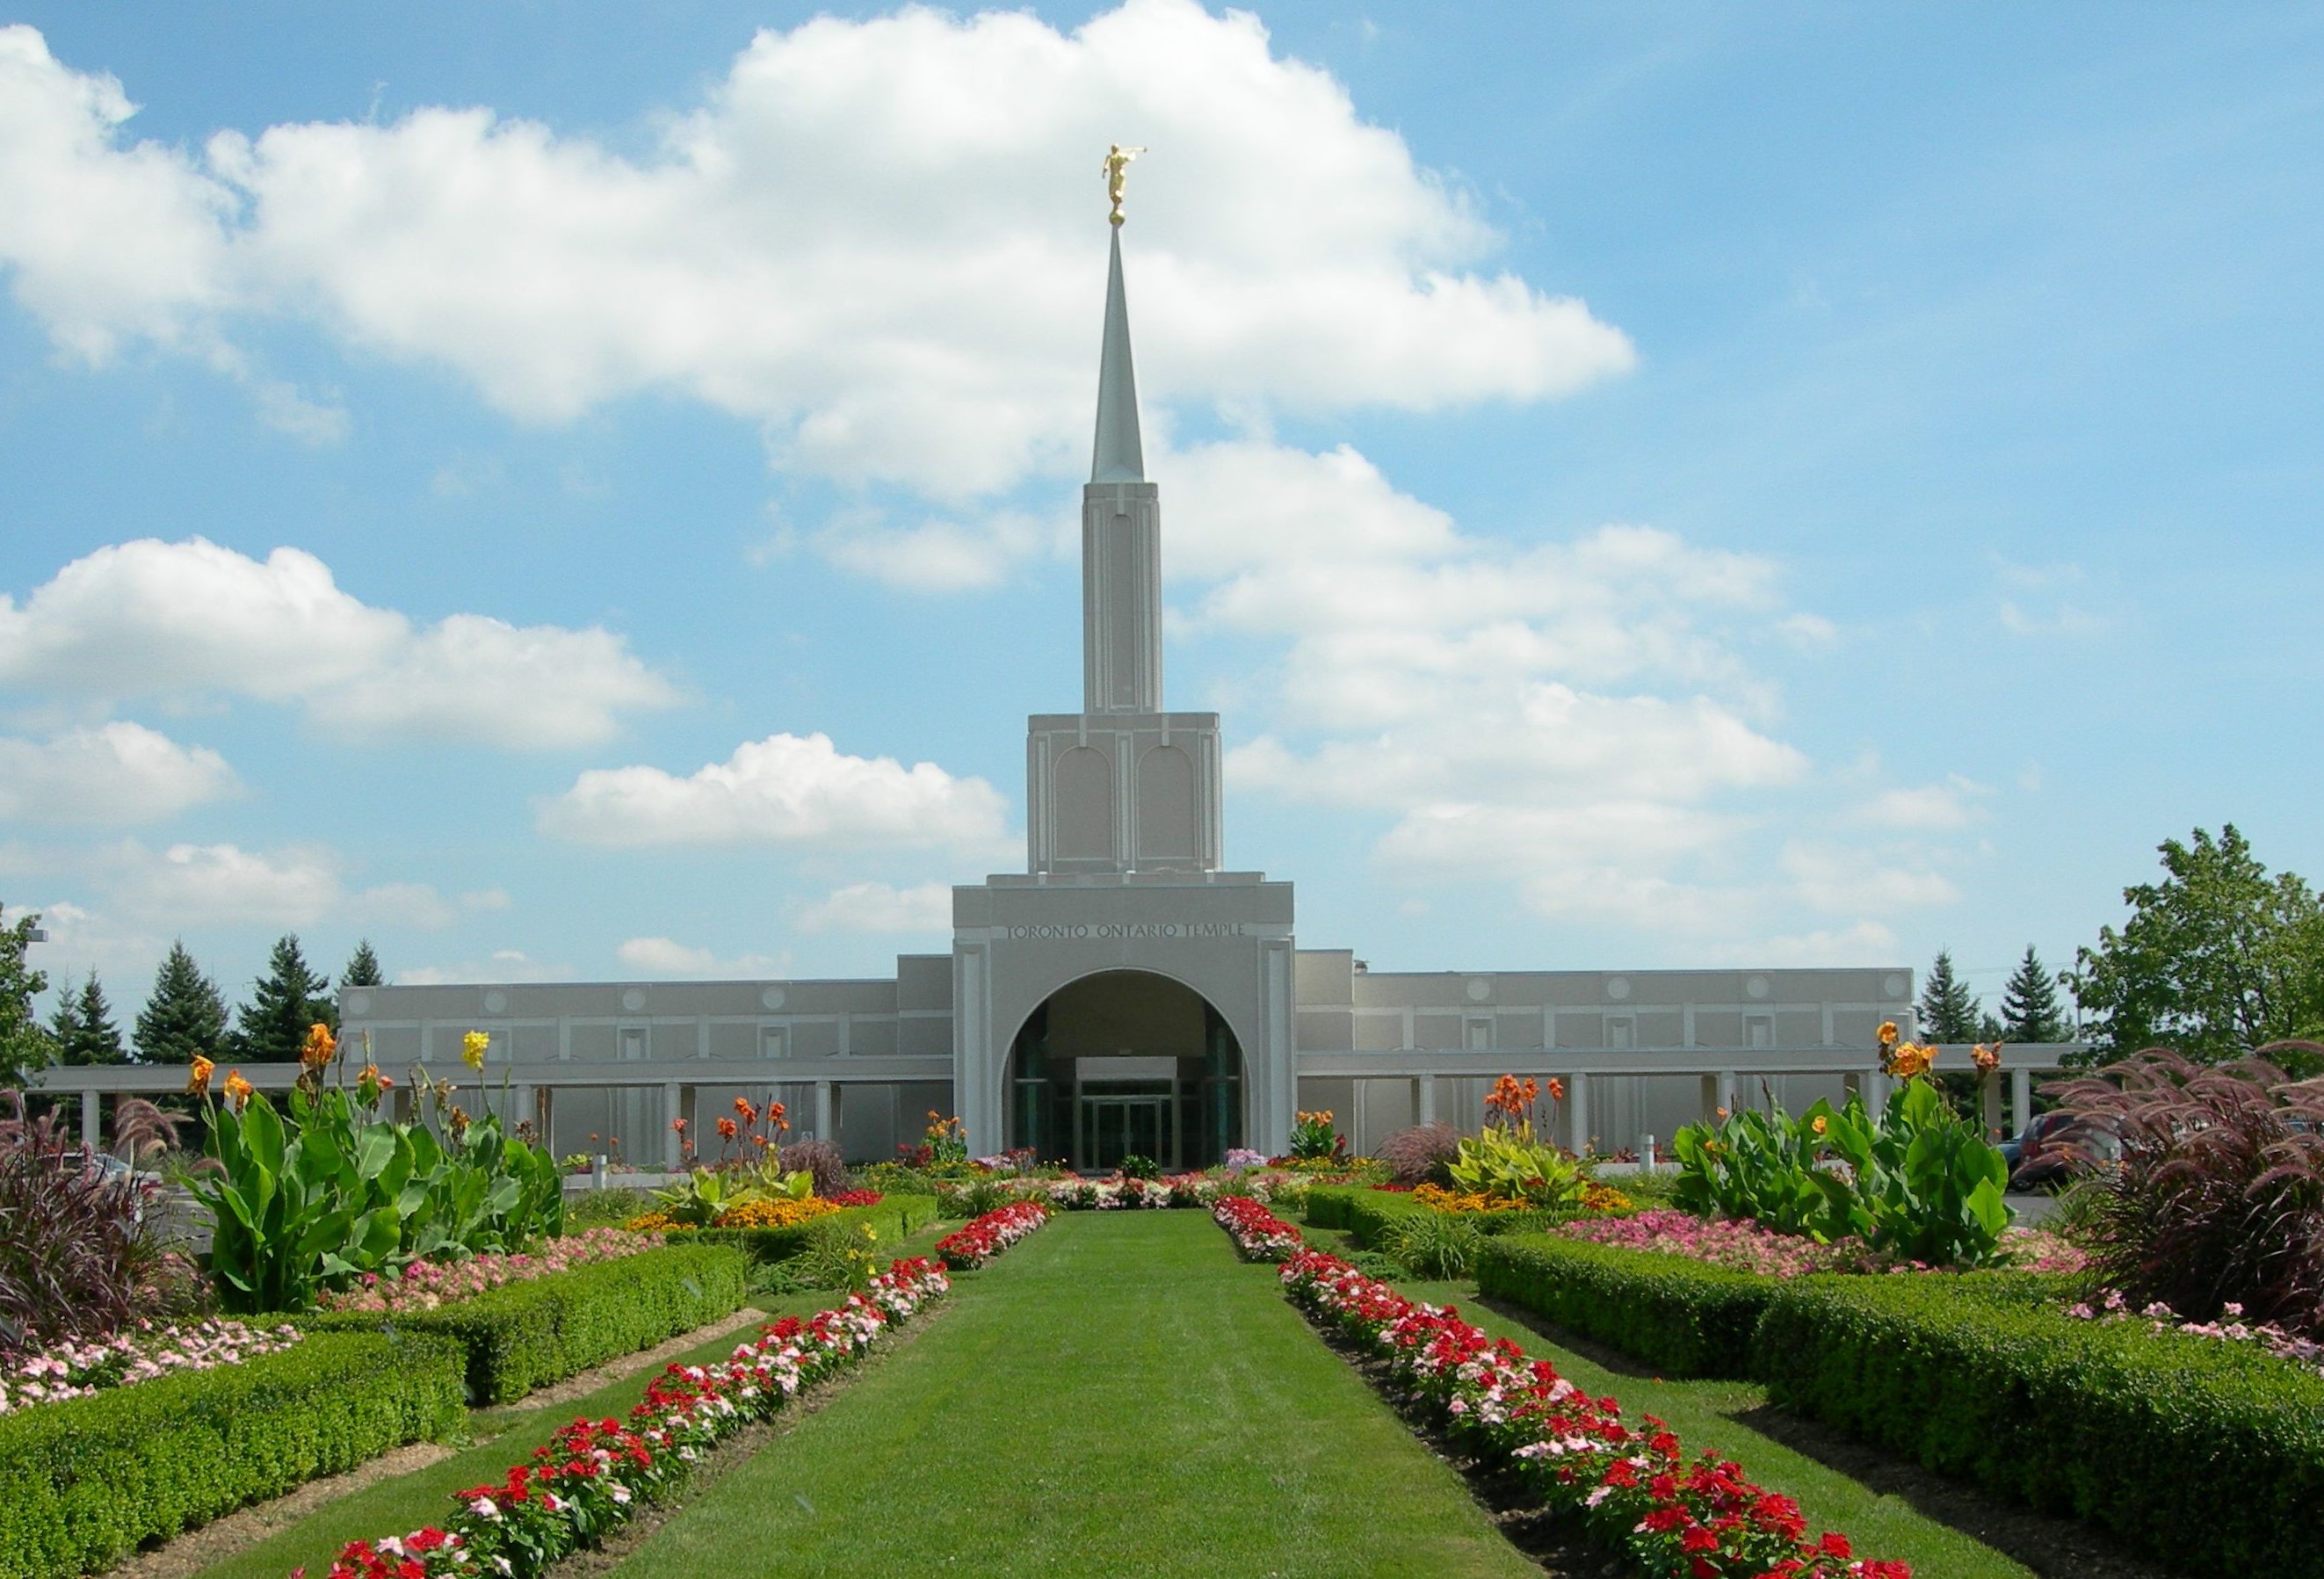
[1882,974,1908,999]
[1465,977,1492,1002]
[621,988,647,1012]
[344,989,371,1018]
[761,987,786,1010]
[483,990,507,1014]
[1745,974,1770,1001]
[1604,976,1632,1002]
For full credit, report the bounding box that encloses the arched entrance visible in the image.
[1003,969,1244,1171]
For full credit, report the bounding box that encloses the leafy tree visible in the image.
[1,905,56,1087]
[1999,945,2070,1043]
[134,941,230,1066]
[1916,948,1987,1042]
[58,973,127,1065]
[2068,824,2324,1068]
[230,934,335,1062]
[340,939,385,988]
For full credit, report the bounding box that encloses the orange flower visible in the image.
[187,1054,215,1097]
[300,1022,338,1069]
[1876,1020,1900,1050]
[1972,1042,2003,1075]
[671,1116,688,1132]
[769,1101,788,1133]
[734,1096,757,1124]
[1811,1113,1829,1135]
[716,1116,739,1141]
[1546,1077,1567,1103]
[223,1069,255,1112]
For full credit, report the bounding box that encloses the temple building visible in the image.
[54,211,2072,1164]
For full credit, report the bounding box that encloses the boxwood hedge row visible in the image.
[1474,1233,1776,1378]
[1757,1273,2324,1577]
[1300,1184,1430,1246]
[306,1242,750,1403]
[0,1329,464,1579]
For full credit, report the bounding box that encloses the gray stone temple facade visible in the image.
[309,224,2067,1169]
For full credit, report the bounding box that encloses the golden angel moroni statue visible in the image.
[1103,143,1146,225]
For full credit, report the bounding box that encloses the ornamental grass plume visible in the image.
[2047,1043,2324,1336]
[1376,1120,1459,1185]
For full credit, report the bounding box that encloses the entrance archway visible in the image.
[1002,969,1244,1171]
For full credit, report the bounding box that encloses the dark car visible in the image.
[2008,1113,2119,1191]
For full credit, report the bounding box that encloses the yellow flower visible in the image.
[223,1069,255,1112]
[1972,1042,2003,1074]
[1811,1114,1829,1135]
[187,1054,215,1097]
[461,1030,489,1071]
[1876,1020,1900,1049]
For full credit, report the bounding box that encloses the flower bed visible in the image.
[1213,1196,1305,1262]
[935,1201,1051,1270]
[315,1257,950,1579]
[1559,1209,2084,1278]
[0,1319,302,1415]
[1261,1228,1908,1578]
[316,1230,658,1315]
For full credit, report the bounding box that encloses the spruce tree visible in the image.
[341,939,385,989]
[47,973,83,1060]
[1916,948,1987,1042]
[63,973,127,1065]
[231,934,335,1061]
[2000,945,2070,1043]
[135,941,229,1066]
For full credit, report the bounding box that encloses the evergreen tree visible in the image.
[1916,948,1987,1042]
[1,905,56,1087]
[62,973,127,1065]
[231,934,335,1062]
[1999,945,2070,1043]
[341,939,385,988]
[135,941,229,1066]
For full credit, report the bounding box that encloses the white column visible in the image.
[1863,1068,1889,1114]
[663,1081,684,1167]
[2012,1067,2033,1134]
[1717,1069,1737,1116]
[814,1080,836,1144]
[1415,1073,1436,1126]
[82,1089,101,1148]
[1568,1070,1590,1155]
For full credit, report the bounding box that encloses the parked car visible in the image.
[1998,1111,2073,1171]
[2008,1114,2120,1191]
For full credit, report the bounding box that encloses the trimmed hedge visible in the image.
[1476,1233,1777,1378]
[0,1330,464,1579]
[1301,1184,1430,1246]
[308,1242,749,1404]
[689,1194,942,1264]
[1757,1273,2324,1577]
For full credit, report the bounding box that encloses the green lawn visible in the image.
[1392,1268,2037,1579]
[612,1211,1541,1579]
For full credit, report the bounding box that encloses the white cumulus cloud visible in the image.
[0,721,237,823]
[614,936,791,978]
[0,4,1631,496]
[796,880,953,933]
[539,731,1012,853]
[0,537,679,747]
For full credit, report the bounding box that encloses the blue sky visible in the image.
[2,2,2318,1023]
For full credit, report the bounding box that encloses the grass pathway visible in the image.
[612,1212,1540,1578]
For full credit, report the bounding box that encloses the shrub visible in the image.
[1477,1233,1777,1379]
[2048,1044,2324,1334]
[778,1139,849,1198]
[0,1329,463,1579]
[1383,1210,1485,1278]
[1756,1271,2324,1576]
[0,1093,197,1352]
[1300,1184,1429,1247]
[1376,1121,1459,1185]
[305,1242,748,1404]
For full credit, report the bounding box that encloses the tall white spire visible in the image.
[1090,226,1145,484]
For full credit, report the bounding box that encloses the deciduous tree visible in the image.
[0,906,55,1088]
[2069,824,2324,1068]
